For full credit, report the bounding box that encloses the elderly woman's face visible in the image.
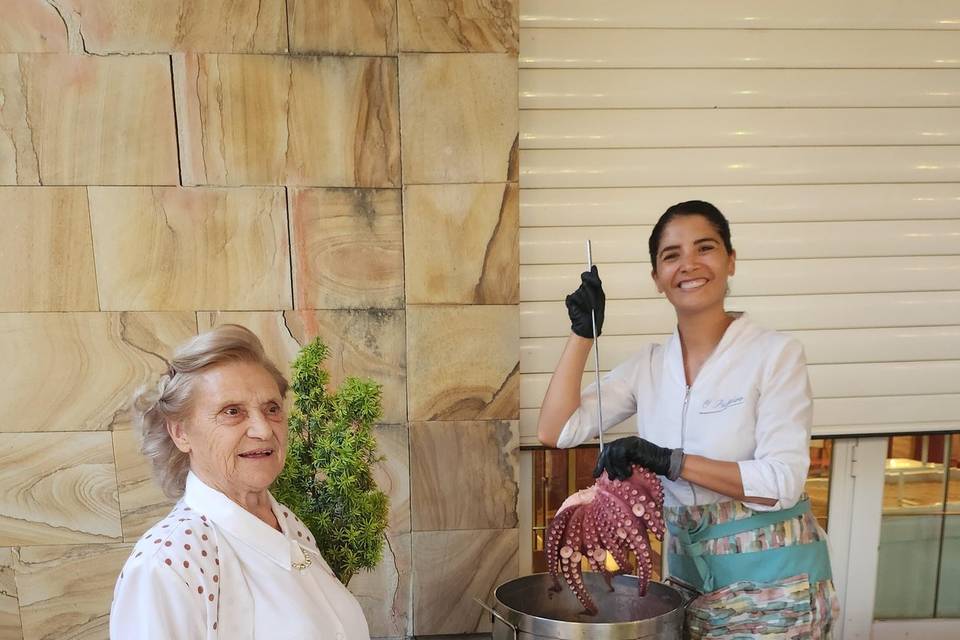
[170,360,288,499]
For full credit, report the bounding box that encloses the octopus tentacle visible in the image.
[559,508,596,615]
[545,506,575,593]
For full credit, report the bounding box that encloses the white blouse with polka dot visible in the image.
[110,472,370,639]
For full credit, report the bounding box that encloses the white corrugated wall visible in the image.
[518,1,960,447]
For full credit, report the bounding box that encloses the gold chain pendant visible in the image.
[291,552,312,571]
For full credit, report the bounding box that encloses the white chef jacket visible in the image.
[557,313,813,511]
[110,472,370,640]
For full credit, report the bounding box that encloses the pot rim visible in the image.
[492,573,685,639]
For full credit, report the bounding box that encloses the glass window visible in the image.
[875,433,959,619]
[807,438,833,531]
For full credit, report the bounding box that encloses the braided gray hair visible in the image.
[131,324,288,498]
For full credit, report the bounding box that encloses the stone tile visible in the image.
[289,0,397,55]
[0,187,98,311]
[291,188,404,309]
[399,53,517,184]
[0,548,20,640]
[16,543,130,640]
[0,433,121,545]
[411,421,518,531]
[11,54,178,185]
[372,424,411,535]
[398,0,518,54]
[174,54,401,187]
[88,187,291,311]
[404,183,518,305]
[412,529,518,635]
[406,306,518,421]
[350,531,411,638]
[112,430,174,542]
[0,55,40,184]
[199,310,407,424]
[70,0,287,53]
[0,1,69,52]
[0,312,196,432]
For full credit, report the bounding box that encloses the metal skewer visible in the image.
[586,240,604,452]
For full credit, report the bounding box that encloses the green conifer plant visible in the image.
[272,338,389,585]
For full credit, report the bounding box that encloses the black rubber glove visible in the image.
[565,265,605,339]
[593,436,679,481]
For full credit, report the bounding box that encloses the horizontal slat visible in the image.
[521,29,960,69]
[521,221,960,263]
[521,326,960,372]
[521,292,960,338]
[521,108,960,149]
[520,184,960,226]
[520,69,960,108]
[521,419,960,447]
[521,147,960,188]
[521,1,960,29]
[522,257,960,300]
[520,361,960,408]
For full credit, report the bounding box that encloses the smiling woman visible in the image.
[537,201,841,637]
[109,325,371,640]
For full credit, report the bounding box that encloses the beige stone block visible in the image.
[0,187,98,311]
[16,543,130,640]
[406,306,518,421]
[199,310,407,424]
[289,0,397,55]
[88,187,291,311]
[11,54,178,185]
[0,548,20,640]
[0,1,67,52]
[399,53,517,184]
[113,430,174,542]
[351,426,411,637]
[411,421,518,530]
[0,433,121,545]
[0,55,40,184]
[0,312,196,432]
[412,529,518,634]
[398,0,518,53]
[291,188,404,309]
[175,54,401,187]
[69,0,287,53]
[404,183,518,304]
[350,530,411,638]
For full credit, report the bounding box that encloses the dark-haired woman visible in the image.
[537,201,839,638]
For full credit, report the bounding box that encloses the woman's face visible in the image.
[169,360,288,500]
[651,214,735,316]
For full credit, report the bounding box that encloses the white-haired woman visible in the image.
[110,325,370,640]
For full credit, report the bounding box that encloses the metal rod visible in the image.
[586,240,604,452]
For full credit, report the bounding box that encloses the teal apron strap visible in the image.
[667,499,832,593]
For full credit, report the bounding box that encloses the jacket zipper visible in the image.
[681,384,698,504]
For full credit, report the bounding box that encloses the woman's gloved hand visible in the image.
[565,265,605,338]
[593,436,684,481]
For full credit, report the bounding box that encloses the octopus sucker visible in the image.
[544,464,665,614]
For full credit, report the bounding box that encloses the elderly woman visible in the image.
[110,325,370,639]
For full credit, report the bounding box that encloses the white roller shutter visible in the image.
[518,0,960,446]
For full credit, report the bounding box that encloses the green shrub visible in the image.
[272,338,389,584]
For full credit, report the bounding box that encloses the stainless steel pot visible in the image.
[478,573,689,640]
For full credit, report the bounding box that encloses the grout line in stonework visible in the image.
[168,55,184,186]
[284,0,292,53]
[84,187,103,311]
[393,40,417,637]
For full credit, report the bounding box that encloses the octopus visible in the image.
[545,465,665,615]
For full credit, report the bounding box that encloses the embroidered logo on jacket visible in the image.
[699,397,745,414]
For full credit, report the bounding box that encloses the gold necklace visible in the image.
[291,549,313,571]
